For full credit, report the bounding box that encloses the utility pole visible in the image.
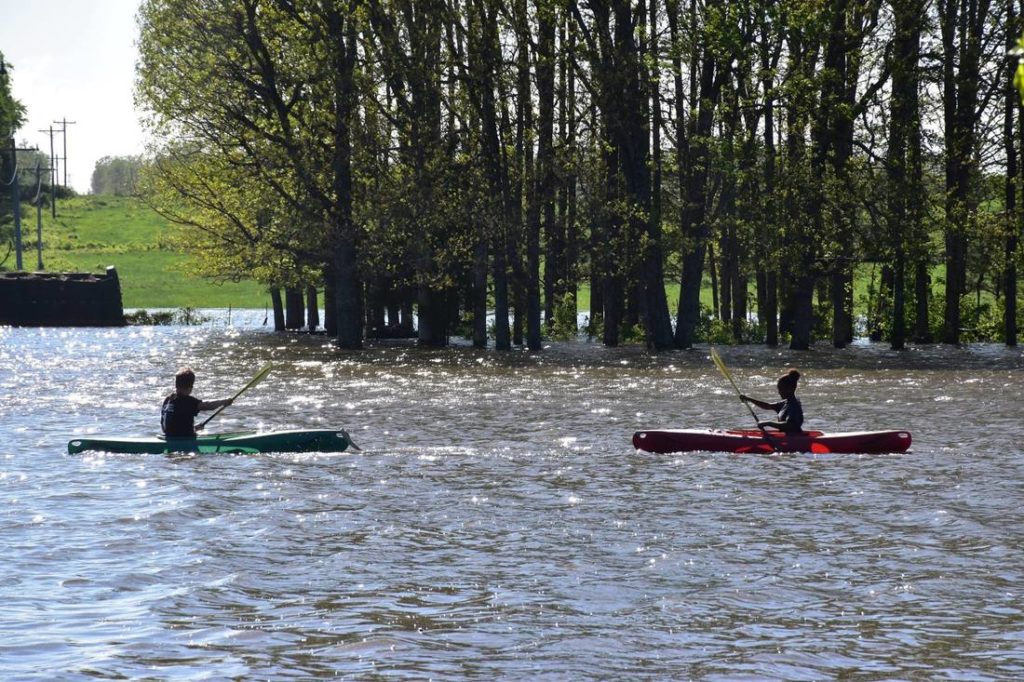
[38,125,57,217]
[53,118,76,188]
[1,140,40,271]
[32,161,52,270]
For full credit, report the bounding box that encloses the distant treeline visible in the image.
[91,156,143,197]
[135,0,1023,349]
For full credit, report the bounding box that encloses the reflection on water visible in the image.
[1,320,1023,679]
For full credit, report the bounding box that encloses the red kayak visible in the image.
[632,428,912,454]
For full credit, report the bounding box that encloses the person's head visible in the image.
[776,368,800,398]
[175,367,196,396]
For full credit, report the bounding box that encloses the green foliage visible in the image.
[125,307,210,325]
[1012,36,1024,104]
[698,316,734,346]
[91,156,144,196]
[136,0,345,291]
[548,291,579,340]
[124,0,1023,348]
[620,323,647,344]
[0,50,26,250]
[694,303,763,345]
[0,50,25,137]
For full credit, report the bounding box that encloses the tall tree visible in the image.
[137,0,365,346]
[939,0,993,344]
[1005,0,1021,346]
[1,51,26,247]
[671,1,729,348]
[887,0,926,350]
[465,0,512,349]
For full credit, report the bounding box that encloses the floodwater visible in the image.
[2,314,1023,679]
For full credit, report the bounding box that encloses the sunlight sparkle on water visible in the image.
[2,323,1024,680]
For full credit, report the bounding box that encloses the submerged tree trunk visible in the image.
[306,286,320,332]
[939,0,991,344]
[888,0,924,350]
[285,288,304,329]
[671,2,723,348]
[760,14,780,347]
[327,7,363,349]
[536,0,556,346]
[1006,0,1020,347]
[270,287,286,332]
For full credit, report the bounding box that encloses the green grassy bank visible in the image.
[25,195,267,308]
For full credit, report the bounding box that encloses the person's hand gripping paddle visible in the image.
[710,347,776,449]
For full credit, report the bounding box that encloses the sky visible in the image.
[1,0,145,194]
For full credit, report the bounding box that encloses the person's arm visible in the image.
[740,395,778,411]
[198,397,234,411]
[759,402,802,431]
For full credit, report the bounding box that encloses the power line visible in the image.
[31,161,53,270]
[1,140,42,271]
[53,118,76,189]
[38,126,58,217]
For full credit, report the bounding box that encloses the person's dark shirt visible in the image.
[161,394,201,437]
[771,396,804,433]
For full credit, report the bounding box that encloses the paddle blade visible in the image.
[710,346,729,380]
[238,364,274,398]
[199,364,274,429]
[710,346,741,394]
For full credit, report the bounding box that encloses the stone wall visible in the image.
[0,266,126,326]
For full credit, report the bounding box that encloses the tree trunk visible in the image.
[327,8,362,349]
[709,244,720,321]
[285,288,304,329]
[270,287,285,332]
[537,0,557,341]
[418,285,448,346]
[306,285,320,332]
[888,0,924,350]
[563,13,580,331]
[1006,0,1020,346]
[671,14,722,348]
[472,223,488,348]
[939,0,991,344]
[324,281,337,336]
[789,276,815,350]
[760,17,779,347]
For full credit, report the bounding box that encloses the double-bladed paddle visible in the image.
[710,346,776,448]
[198,363,273,429]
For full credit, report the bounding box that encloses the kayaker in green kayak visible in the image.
[740,368,804,433]
[161,367,234,437]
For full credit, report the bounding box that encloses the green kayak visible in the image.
[67,429,357,455]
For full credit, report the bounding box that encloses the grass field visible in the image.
[25,195,268,308]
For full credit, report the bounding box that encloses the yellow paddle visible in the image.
[710,347,775,443]
[198,363,273,429]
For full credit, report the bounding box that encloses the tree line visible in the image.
[91,156,145,196]
[135,0,1024,350]
[1,50,27,266]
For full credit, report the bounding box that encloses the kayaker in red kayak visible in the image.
[161,367,234,437]
[740,368,804,433]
